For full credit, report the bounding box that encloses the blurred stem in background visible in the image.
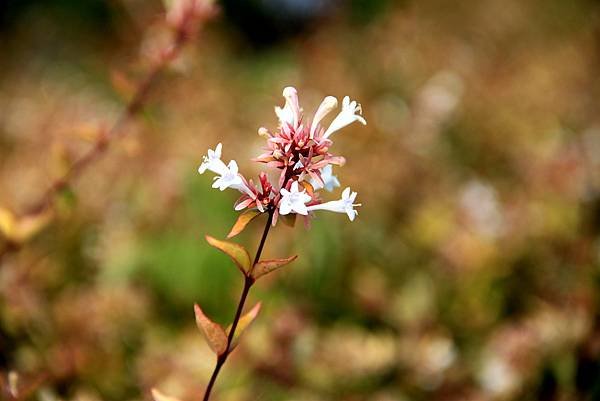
[0,0,215,263]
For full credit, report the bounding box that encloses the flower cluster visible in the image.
[198,86,365,225]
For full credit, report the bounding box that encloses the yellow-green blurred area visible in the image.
[2,0,600,400]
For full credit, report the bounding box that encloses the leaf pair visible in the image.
[200,215,299,357]
[206,234,297,279]
[194,303,261,356]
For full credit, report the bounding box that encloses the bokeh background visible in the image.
[2,0,600,400]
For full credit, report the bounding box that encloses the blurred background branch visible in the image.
[0,0,216,262]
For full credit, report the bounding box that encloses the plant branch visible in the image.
[0,11,205,262]
[202,209,274,401]
[28,27,188,216]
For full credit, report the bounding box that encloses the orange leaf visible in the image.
[252,255,298,280]
[227,210,261,238]
[226,302,261,350]
[194,304,228,356]
[205,235,251,274]
[301,181,315,196]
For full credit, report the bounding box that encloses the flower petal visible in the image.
[279,201,292,215]
[294,203,309,215]
[310,96,338,138]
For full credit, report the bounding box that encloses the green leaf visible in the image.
[194,304,228,356]
[227,302,261,351]
[252,255,298,280]
[205,235,251,274]
[227,209,262,238]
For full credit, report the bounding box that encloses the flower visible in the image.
[212,160,243,191]
[211,160,257,199]
[199,144,257,202]
[198,143,228,176]
[307,187,361,221]
[233,172,272,212]
[255,90,361,186]
[279,181,312,216]
[322,96,367,139]
[310,165,340,192]
[275,87,302,128]
[310,96,338,138]
[199,87,366,223]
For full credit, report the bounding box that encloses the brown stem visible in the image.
[202,209,274,401]
[0,19,196,262]
[26,27,189,217]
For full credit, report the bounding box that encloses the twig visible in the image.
[0,5,211,262]
[202,209,274,401]
[28,27,188,216]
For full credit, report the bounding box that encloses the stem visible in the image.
[202,357,224,401]
[253,208,275,266]
[202,210,274,401]
[0,21,196,263]
[27,27,189,217]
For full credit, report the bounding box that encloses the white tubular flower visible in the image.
[212,160,242,191]
[198,143,228,176]
[307,187,361,221]
[211,160,253,196]
[310,96,338,138]
[322,96,367,139]
[279,181,312,215]
[310,165,340,192]
[275,86,301,128]
[274,105,293,127]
